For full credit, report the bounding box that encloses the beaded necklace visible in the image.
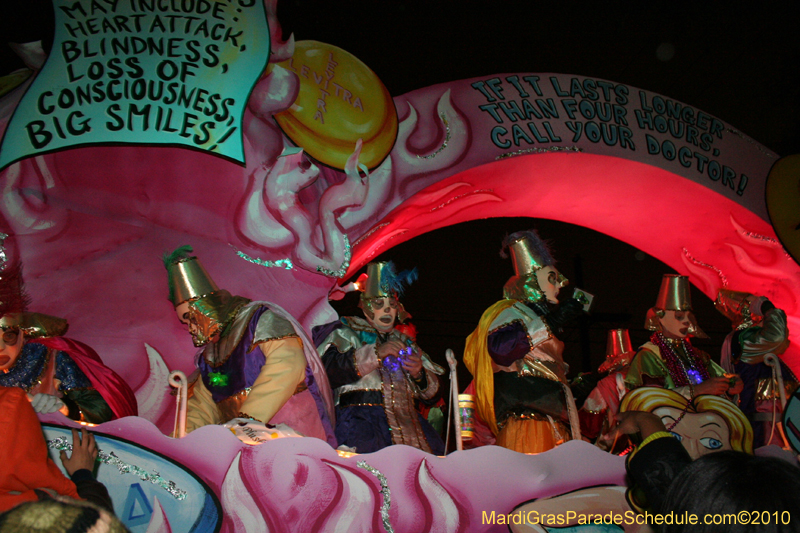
[650,332,710,387]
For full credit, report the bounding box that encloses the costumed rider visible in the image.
[314,261,446,455]
[463,229,583,454]
[579,328,635,442]
[625,274,744,399]
[715,289,798,447]
[0,240,137,423]
[164,246,335,444]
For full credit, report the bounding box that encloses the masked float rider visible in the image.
[463,229,583,454]
[164,246,335,443]
[625,274,744,399]
[715,289,797,447]
[314,261,445,454]
[0,253,137,423]
[579,328,636,441]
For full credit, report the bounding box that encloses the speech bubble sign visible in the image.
[0,0,270,170]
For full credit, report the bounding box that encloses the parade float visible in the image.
[1,0,799,531]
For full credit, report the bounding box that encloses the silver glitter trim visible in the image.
[737,230,793,259]
[48,436,188,500]
[495,145,583,160]
[430,189,494,213]
[316,234,351,278]
[740,231,779,244]
[416,112,450,160]
[682,248,728,287]
[234,248,293,270]
[725,128,776,159]
[357,460,393,533]
[353,223,390,247]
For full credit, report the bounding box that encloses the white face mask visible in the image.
[535,266,563,304]
[175,301,216,347]
[659,310,692,339]
[366,297,398,333]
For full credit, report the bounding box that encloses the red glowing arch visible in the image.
[348,152,800,372]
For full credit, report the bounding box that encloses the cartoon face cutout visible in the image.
[654,406,732,459]
[658,310,692,339]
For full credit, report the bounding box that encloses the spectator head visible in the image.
[0,496,127,533]
[661,451,800,533]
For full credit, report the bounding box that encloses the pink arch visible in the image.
[349,152,800,372]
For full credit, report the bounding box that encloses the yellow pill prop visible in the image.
[275,40,398,170]
[766,154,800,264]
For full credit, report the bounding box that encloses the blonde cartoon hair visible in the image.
[620,387,753,454]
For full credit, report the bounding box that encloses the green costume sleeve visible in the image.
[705,358,726,378]
[737,308,790,365]
[625,348,673,390]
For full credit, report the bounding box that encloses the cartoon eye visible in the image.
[700,437,723,450]
[669,432,683,442]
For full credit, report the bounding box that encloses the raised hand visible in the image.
[402,351,423,379]
[376,340,405,360]
[59,428,99,475]
[694,377,732,396]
